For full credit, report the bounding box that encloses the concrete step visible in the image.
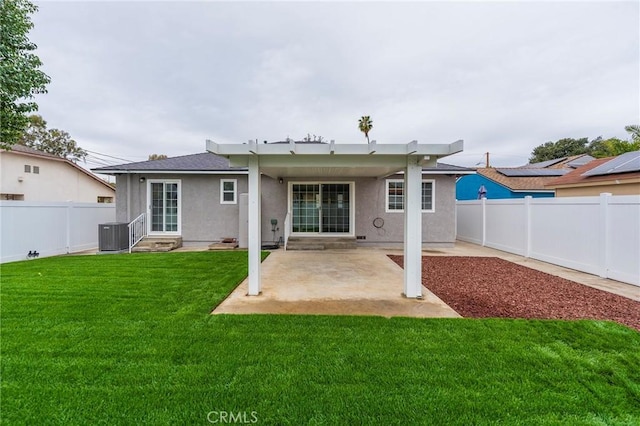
[286,237,357,250]
[132,237,183,253]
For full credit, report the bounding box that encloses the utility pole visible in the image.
[485,152,490,168]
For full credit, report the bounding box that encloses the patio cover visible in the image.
[206,139,464,299]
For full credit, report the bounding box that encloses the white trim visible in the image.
[421,179,436,213]
[385,179,436,213]
[288,181,356,237]
[146,179,182,235]
[96,170,248,175]
[220,179,237,204]
[386,179,405,213]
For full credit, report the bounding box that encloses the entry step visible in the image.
[286,237,357,250]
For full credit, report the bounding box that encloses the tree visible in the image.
[624,125,640,142]
[148,154,168,160]
[589,137,639,158]
[0,0,50,149]
[529,138,589,163]
[530,125,640,163]
[358,116,373,143]
[20,115,87,162]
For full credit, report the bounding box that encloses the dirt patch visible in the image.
[388,256,640,331]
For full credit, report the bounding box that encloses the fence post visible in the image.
[481,197,487,246]
[599,193,612,279]
[524,196,532,258]
[66,202,72,253]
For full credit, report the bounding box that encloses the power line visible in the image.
[84,149,135,163]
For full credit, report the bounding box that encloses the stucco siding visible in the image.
[116,173,457,245]
[355,174,456,245]
[1,151,114,202]
[555,182,640,197]
[259,176,288,243]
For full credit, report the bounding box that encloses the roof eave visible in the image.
[92,169,249,176]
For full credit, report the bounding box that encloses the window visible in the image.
[33,166,40,174]
[97,196,114,203]
[24,165,31,173]
[386,180,404,212]
[421,180,434,212]
[220,179,237,204]
[386,179,435,212]
[1,193,24,200]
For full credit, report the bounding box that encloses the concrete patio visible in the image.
[212,250,461,318]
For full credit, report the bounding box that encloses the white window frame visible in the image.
[421,179,435,213]
[147,179,182,235]
[220,179,237,204]
[385,179,405,213]
[385,179,436,213]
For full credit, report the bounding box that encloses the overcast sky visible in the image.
[30,0,639,170]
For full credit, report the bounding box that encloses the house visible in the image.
[93,139,472,298]
[456,154,595,200]
[545,151,640,197]
[93,142,474,249]
[0,145,115,202]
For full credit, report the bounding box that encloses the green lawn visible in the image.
[1,252,639,425]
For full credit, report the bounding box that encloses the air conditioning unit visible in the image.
[98,223,129,252]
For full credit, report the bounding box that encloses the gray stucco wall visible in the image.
[115,173,251,244]
[354,174,456,246]
[115,173,456,246]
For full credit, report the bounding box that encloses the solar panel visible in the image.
[497,168,569,177]
[520,158,566,169]
[567,155,595,168]
[582,151,640,177]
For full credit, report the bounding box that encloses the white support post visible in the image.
[247,156,262,295]
[404,156,423,298]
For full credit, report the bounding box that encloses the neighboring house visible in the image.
[456,154,595,200]
[0,145,115,202]
[93,142,474,249]
[545,151,640,197]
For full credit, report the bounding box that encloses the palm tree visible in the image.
[624,125,640,142]
[358,116,373,143]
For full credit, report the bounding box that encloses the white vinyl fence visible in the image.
[0,201,116,263]
[456,194,640,287]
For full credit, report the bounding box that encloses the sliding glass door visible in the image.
[291,183,352,234]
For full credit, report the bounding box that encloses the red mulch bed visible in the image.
[388,255,640,331]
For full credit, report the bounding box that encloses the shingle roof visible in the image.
[476,154,597,191]
[92,152,244,173]
[5,144,66,160]
[93,151,475,175]
[545,155,640,188]
[476,168,558,191]
[423,163,476,173]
